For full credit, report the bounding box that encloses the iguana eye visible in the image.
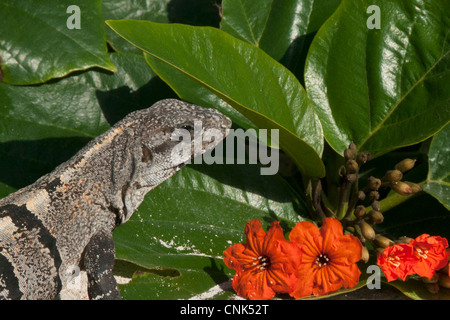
[141,145,153,163]
[176,122,195,139]
[177,122,194,132]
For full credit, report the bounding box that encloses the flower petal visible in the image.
[289,218,363,298]
[327,262,361,288]
[320,218,345,253]
[377,243,416,282]
[232,268,276,300]
[289,267,315,299]
[329,233,362,264]
[312,266,343,296]
[224,243,246,271]
[245,219,267,255]
[263,221,287,253]
[289,221,321,259]
[411,234,449,279]
[224,219,303,300]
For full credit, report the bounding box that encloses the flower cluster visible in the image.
[223,143,449,299]
[377,234,449,282]
[224,218,362,300]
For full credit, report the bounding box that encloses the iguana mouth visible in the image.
[176,163,185,170]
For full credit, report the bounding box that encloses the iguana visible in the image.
[0,99,231,300]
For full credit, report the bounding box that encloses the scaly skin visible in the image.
[0,99,231,299]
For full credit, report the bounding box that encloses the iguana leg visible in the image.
[82,231,120,300]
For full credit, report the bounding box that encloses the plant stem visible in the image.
[345,178,359,219]
[336,180,350,220]
[320,190,335,215]
[311,179,327,221]
[369,188,422,212]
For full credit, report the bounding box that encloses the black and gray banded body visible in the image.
[0,99,231,300]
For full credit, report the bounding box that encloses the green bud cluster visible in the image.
[332,144,424,262]
[308,142,425,268]
[382,158,422,196]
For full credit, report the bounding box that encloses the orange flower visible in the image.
[288,218,362,298]
[410,234,448,279]
[377,234,448,282]
[223,220,301,300]
[377,243,416,282]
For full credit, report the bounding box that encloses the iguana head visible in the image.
[117,99,231,224]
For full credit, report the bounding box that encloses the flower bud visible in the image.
[346,160,359,173]
[368,210,384,224]
[368,190,380,202]
[395,158,416,173]
[344,148,355,161]
[348,141,357,154]
[359,220,376,241]
[405,182,422,193]
[422,273,439,284]
[354,205,366,218]
[346,173,358,183]
[374,234,394,248]
[391,181,413,196]
[356,152,371,165]
[358,190,366,201]
[395,236,413,244]
[367,176,381,190]
[382,170,403,182]
[361,246,370,263]
[371,200,381,211]
[424,283,439,294]
[438,274,450,289]
[375,248,385,257]
[346,226,355,234]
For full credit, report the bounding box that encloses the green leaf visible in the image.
[0,0,116,85]
[142,54,258,132]
[278,0,342,83]
[423,124,450,210]
[221,0,274,48]
[106,19,325,178]
[0,182,15,200]
[103,0,222,54]
[221,0,341,63]
[376,192,450,240]
[385,278,450,300]
[0,53,152,142]
[0,52,167,189]
[305,0,450,157]
[114,163,307,299]
[102,0,170,53]
[119,265,236,300]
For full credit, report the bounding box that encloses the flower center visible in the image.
[388,255,401,267]
[414,247,428,259]
[314,254,329,268]
[252,255,271,271]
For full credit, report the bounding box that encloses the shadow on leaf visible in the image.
[0,137,92,189]
[96,77,178,126]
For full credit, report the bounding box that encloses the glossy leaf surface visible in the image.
[305,0,450,156]
[423,125,450,210]
[0,0,115,84]
[107,19,326,177]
